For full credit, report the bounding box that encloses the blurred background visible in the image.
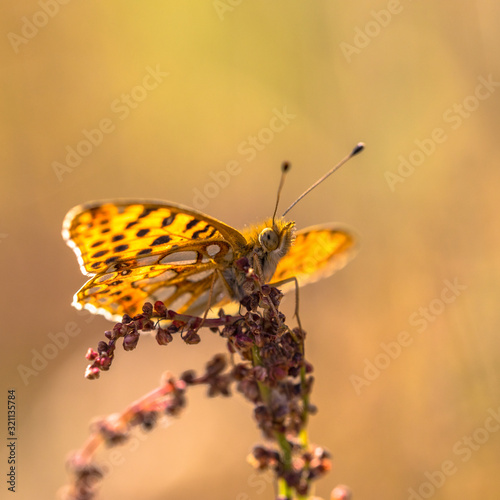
[2,1,500,499]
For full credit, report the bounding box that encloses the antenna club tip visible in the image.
[281,161,291,172]
[351,142,365,156]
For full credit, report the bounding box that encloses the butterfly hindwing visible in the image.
[75,258,228,321]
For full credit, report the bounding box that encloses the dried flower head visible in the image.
[64,259,344,500]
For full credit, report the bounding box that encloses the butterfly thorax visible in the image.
[221,218,295,300]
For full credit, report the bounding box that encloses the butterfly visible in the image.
[62,145,363,322]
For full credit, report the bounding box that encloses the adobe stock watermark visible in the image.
[236,470,273,500]
[408,406,500,499]
[192,106,296,210]
[7,0,73,54]
[213,0,244,21]
[385,74,500,192]
[17,309,96,385]
[350,278,467,395]
[52,65,169,182]
[340,0,405,63]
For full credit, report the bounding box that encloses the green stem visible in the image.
[275,431,292,469]
[299,364,310,448]
[252,346,297,497]
[251,346,270,402]
[277,477,293,499]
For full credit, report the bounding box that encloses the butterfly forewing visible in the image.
[62,201,247,275]
[271,225,356,292]
[63,201,247,320]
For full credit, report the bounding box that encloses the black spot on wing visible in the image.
[100,219,110,225]
[92,250,108,258]
[191,225,213,239]
[139,207,157,218]
[114,244,129,252]
[112,234,125,242]
[137,248,153,256]
[185,218,199,231]
[162,214,176,227]
[101,228,111,234]
[151,235,172,246]
[105,256,119,265]
[136,228,150,237]
[205,226,217,239]
[91,240,105,248]
[125,221,138,229]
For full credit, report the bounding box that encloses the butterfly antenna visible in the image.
[272,161,291,224]
[282,142,364,217]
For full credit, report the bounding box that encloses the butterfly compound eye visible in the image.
[258,228,280,251]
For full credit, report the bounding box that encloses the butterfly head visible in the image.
[257,219,294,251]
[258,227,280,251]
[251,219,295,282]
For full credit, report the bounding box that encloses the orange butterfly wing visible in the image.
[270,225,356,291]
[62,201,247,320]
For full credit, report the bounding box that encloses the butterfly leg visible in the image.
[269,276,303,337]
[250,253,303,337]
[250,254,283,327]
[194,272,218,333]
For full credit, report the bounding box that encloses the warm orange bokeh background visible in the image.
[2,2,500,499]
